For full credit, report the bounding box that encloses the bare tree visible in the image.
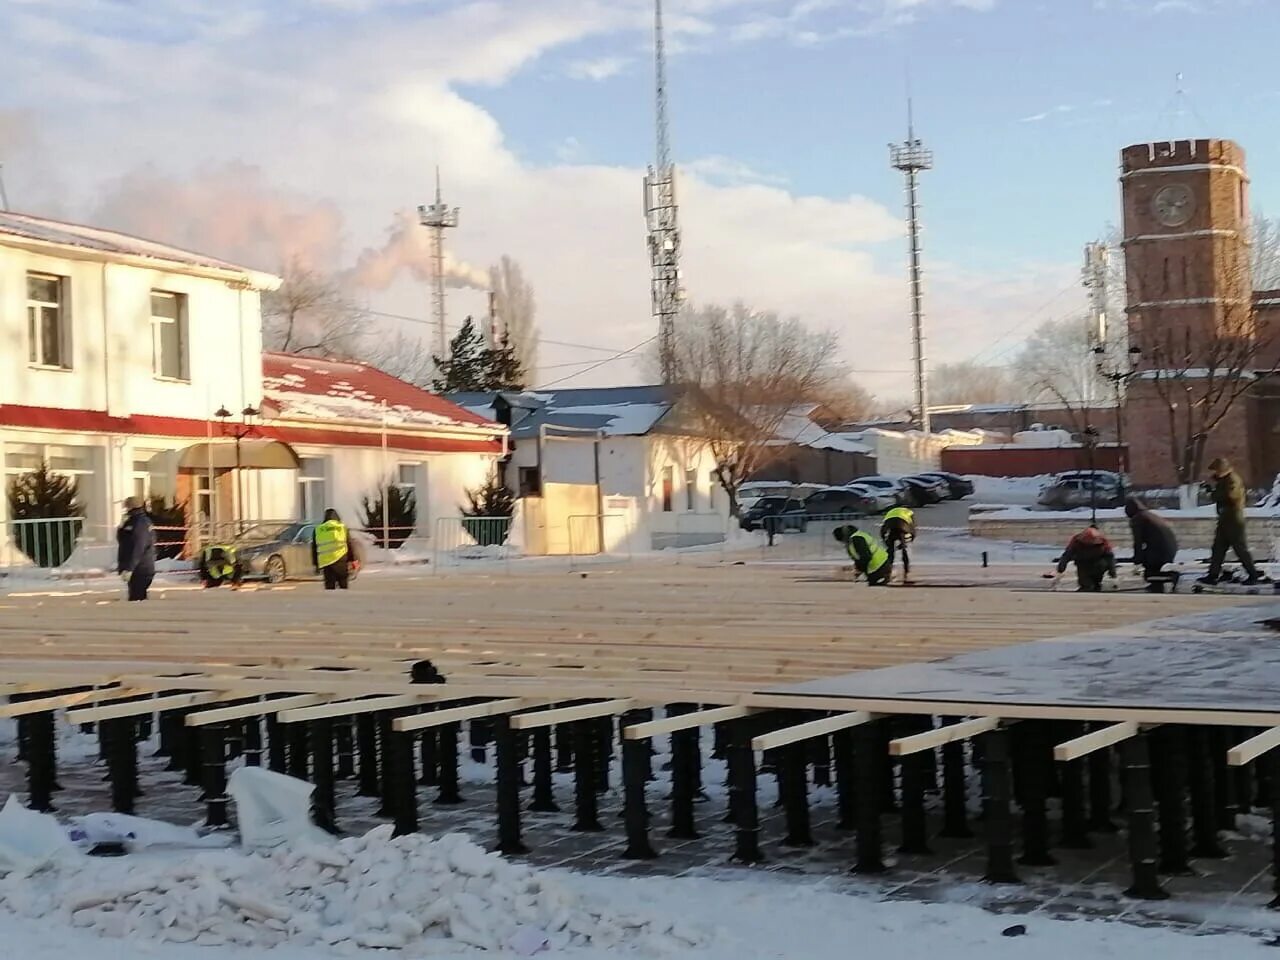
[488,256,538,381]
[667,302,842,515]
[262,262,366,357]
[1011,316,1111,434]
[929,361,1017,406]
[1252,212,1280,290]
[808,378,876,427]
[360,329,436,388]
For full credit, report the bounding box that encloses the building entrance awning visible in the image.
[177,440,300,470]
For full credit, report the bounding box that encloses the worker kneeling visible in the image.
[834,524,891,586]
[1057,524,1117,593]
[880,506,915,583]
[200,544,242,589]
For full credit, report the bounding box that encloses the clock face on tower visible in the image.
[1152,183,1196,228]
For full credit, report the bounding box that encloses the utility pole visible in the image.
[644,0,683,384]
[418,168,460,360]
[889,101,933,435]
[0,162,9,211]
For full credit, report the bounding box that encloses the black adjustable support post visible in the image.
[1213,726,1237,831]
[356,713,380,797]
[25,709,56,813]
[852,721,885,875]
[103,716,136,815]
[266,713,287,774]
[594,716,612,793]
[418,712,439,787]
[1121,733,1169,900]
[980,727,1018,884]
[436,722,463,805]
[388,727,418,837]
[375,712,395,817]
[335,716,355,779]
[729,716,764,864]
[287,721,309,781]
[310,718,337,833]
[834,726,857,831]
[1016,723,1056,867]
[940,718,972,839]
[621,710,657,860]
[572,719,603,832]
[202,724,228,828]
[555,722,573,772]
[1153,726,1190,875]
[1189,726,1226,859]
[781,741,814,848]
[668,705,698,840]
[184,718,204,790]
[1268,751,1280,908]
[494,714,527,854]
[529,726,558,812]
[242,713,262,768]
[1088,738,1116,833]
[898,749,930,855]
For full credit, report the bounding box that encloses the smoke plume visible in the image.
[350,209,490,292]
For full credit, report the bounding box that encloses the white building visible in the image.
[0,211,506,556]
[451,387,731,553]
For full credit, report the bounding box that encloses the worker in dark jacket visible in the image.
[833,525,891,585]
[1125,497,1178,592]
[880,505,916,581]
[116,497,157,602]
[1202,457,1266,585]
[1057,524,1117,593]
[312,508,358,590]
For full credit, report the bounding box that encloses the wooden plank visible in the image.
[65,691,230,724]
[0,686,140,718]
[393,699,530,732]
[276,694,434,724]
[1228,726,1280,766]
[751,711,874,752]
[623,705,755,740]
[509,699,637,730]
[185,695,336,727]
[1054,722,1141,762]
[889,717,1001,756]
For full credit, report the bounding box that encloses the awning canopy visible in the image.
[177,440,300,470]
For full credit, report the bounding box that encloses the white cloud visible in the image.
[683,155,789,186]
[565,56,631,81]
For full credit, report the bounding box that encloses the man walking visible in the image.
[880,505,916,582]
[1057,524,1117,593]
[833,524,891,586]
[1202,457,1267,585]
[312,508,356,590]
[1125,497,1178,592]
[116,497,156,602]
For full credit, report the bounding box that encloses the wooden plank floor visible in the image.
[0,562,1250,707]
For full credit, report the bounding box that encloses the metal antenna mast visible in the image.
[417,167,460,359]
[645,0,683,383]
[889,100,934,435]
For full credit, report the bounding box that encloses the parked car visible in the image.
[901,475,949,505]
[236,521,367,583]
[1036,473,1124,510]
[803,487,877,519]
[846,476,908,506]
[844,482,898,513]
[916,471,975,500]
[740,496,808,532]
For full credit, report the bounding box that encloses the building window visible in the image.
[708,472,718,510]
[661,466,674,513]
[394,462,419,534]
[519,467,541,497]
[297,457,327,520]
[27,273,70,369]
[195,473,214,522]
[132,458,153,502]
[5,443,94,500]
[151,291,189,381]
[685,468,697,511]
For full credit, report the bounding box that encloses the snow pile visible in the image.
[0,827,706,955]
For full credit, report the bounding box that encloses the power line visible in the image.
[960,277,1083,367]
[535,335,658,389]
[359,307,630,355]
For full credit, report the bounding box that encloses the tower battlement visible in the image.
[1121,139,1245,174]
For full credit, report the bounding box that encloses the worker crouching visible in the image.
[200,544,243,589]
[1057,524,1117,593]
[880,506,915,583]
[834,524,891,586]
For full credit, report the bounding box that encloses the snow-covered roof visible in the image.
[263,353,498,431]
[448,386,682,438]
[0,211,279,288]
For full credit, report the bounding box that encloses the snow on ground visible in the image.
[967,475,1051,507]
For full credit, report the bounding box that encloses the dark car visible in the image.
[900,475,947,506]
[916,471,975,500]
[740,496,808,532]
[236,521,366,583]
[803,487,877,519]
[1036,473,1124,510]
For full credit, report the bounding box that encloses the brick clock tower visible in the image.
[1120,139,1258,486]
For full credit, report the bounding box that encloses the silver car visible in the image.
[236,522,366,584]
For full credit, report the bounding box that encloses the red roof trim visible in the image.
[0,405,503,456]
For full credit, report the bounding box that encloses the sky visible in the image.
[2,0,1279,401]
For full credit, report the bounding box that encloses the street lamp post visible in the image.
[215,404,260,537]
[1092,344,1142,501]
[1082,425,1100,526]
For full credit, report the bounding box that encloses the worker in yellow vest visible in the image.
[833,525,891,586]
[312,508,357,590]
[879,505,916,583]
[199,543,242,589]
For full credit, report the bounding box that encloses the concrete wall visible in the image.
[971,511,1280,553]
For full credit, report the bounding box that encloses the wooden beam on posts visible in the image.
[889,716,999,756]
[623,706,754,740]
[510,699,637,730]
[1054,721,1140,762]
[392,699,528,732]
[185,695,334,726]
[66,691,229,725]
[0,686,139,718]
[277,694,433,724]
[750,711,873,752]
[1228,726,1280,767]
